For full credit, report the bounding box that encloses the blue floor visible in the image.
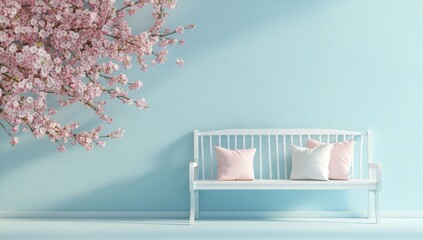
[1,218,423,240]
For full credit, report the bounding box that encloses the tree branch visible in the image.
[115,1,142,14]
[0,122,12,137]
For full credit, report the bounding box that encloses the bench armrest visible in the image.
[189,161,198,192]
[369,162,383,191]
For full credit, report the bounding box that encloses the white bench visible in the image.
[189,129,382,224]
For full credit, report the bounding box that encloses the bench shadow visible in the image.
[199,188,362,213]
[47,133,192,211]
[0,118,109,181]
[43,131,365,222]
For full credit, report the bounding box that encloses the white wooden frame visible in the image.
[189,129,382,224]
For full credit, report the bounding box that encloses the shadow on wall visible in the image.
[200,190,362,212]
[44,130,365,212]
[133,0,327,94]
[49,133,192,211]
[0,136,60,181]
[0,117,108,181]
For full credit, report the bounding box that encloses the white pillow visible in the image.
[290,144,333,181]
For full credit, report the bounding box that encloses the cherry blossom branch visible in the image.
[0,0,191,151]
[0,122,12,137]
[40,0,58,14]
[115,1,143,14]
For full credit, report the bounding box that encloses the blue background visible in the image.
[0,0,422,212]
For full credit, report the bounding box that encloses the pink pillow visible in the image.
[215,146,256,181]
[307,139,355,180]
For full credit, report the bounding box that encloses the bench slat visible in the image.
[193,179,378,191]
[198,129,363,136]
[283,135,287,179]
[201,135,205,179]
[259,135,262,180]
[360,135,364,179]
[209,136,213,178]
[268,136,272,180]
[276,135,280,180]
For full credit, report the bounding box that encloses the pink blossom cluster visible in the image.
[0,0,194,151]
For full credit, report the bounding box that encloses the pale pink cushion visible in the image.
[307,139,355,180]
[215,146,256,181]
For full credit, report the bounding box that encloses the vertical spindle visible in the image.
[268,135,272,179]
[276,135,280,179]
[243,135,246,149]
[300,135,303,147]
[259,135,262,180]
[360,135,364,179]
[209,136,213,178]
[218,135,221,147]
[284,135,287,179]
[201,135,205,179]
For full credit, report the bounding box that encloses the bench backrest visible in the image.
[194,129,372,180]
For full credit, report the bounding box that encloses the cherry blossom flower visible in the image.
[11,137,19,146]
[109,129,126,139]
[129,81,143,90]
[135,98,148,109]
[97,141,106,147]
[176,26,184,34]
[0,0,193,151]
[176,58,185,67]
[58,145,67,152]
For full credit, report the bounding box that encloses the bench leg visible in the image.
[375,191,380,224]
[189,191,196,224]
[195,191,199,219]
[367,190,372,219]
[189,191,199,224]
[368,190,381,224]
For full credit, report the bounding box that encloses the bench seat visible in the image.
[193,179,378,191]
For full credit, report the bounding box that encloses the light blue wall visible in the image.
[1,0,422,212]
